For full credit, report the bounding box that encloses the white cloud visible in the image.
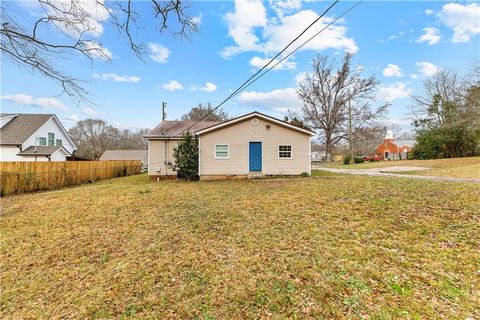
[382,64,403,77]
[93,73,140,83]
[238,87,302,112]
[222,1,357,58]
[416,27,441,45]
[439,3,480,43]
[1,93,68,111]
[294,72,308,85]
[199,82,218,92]
[262,10,357,55]
[415,61,440,76]
[148,43,170,63]
[46,0,109,37]
[249,56,296,70]
[161,80,183,91]
[270,0,302,16]
[376,82,413,101]
[222,0,268,58]
[80,106,100,115]
[63,114,81,123]
[82,41,112,60]
[410,74,418,79]
[425,9,434,16]
[191,14,202,25]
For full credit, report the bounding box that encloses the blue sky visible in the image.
[1,0,479,131]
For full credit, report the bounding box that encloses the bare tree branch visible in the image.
[297,53,388,159]
[1,0,198,104]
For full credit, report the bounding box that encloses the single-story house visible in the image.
[0,113,77,161]
[145,111,315,180]
[375,130,414,160]
[100,149,148,170]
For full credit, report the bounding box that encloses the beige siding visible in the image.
[199,117,310,176]
[147,139,179,175]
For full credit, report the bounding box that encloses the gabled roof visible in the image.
[0,114,53,145]
[145,120,220,139]
[17,146,70,156]
[0,113,77,150]
[100,150,148,162]
[195,111,315,136]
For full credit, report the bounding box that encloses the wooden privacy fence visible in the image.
[0,160,142,196]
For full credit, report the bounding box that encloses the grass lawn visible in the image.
[325,156,480,179]
[1,174,479,319]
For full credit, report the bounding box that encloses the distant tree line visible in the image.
[411,65,480,159]
[68,119,149,160]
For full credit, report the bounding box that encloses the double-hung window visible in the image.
[215,144,229,159]
[48,132,55,146]
[39,137,47,145]
[56,139,62,147]
[278,145,292,159]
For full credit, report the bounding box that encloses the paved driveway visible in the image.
[317,166,480,183]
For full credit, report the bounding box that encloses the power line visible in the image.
[227,1,362,100]
[182,0,340,133]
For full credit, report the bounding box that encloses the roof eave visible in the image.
[196,111,315,136]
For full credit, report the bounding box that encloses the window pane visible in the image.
[279,145,292,158]
[215,145,229,158]
[48,132,55,146]
[39,137,46,145]
[56,139,62,146]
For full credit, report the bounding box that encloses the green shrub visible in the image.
[354,157,364,163]
[168,132,199,181]
[343,156,351,165]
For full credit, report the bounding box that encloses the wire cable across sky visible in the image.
[182,0,362,134]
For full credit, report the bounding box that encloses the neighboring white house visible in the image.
[0,113,77,162]
[145,111,314,180]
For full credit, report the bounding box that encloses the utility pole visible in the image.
[162,102,167,121]
[348,97,354,164]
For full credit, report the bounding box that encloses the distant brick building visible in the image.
[375,131,414,160]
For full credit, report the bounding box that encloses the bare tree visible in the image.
[69,119,149,159]
[181,102,229,122]
[297,54,388,159]
[68,119,119,159]
[1,0,198,103]
[412,70,464,126]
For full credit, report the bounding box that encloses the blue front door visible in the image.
[249,142,262,172]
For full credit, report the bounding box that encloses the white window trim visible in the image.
[278,144,293,159]
[215,144,229,159]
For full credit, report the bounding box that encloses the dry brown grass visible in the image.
[326,157,480,179]
[1,174,479,319]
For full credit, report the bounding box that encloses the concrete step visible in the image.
[247,172,265,179]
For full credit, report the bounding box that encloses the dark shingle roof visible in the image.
[17,146,66,156]
[100,150,148,162]
[145,120,220,139]
[1,114,53,145]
